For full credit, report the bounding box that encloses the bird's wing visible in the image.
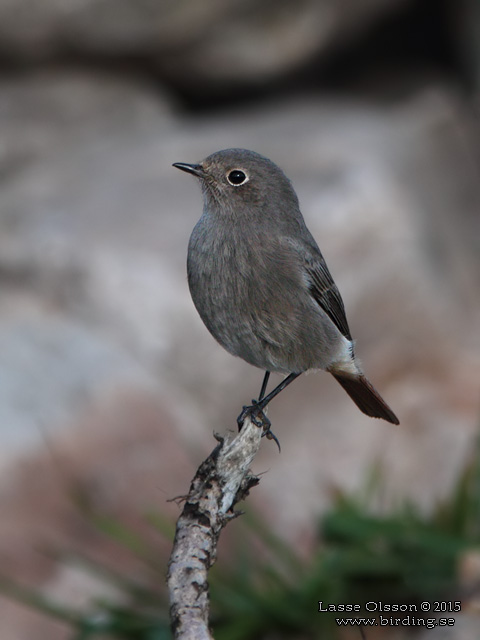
[273,232,352,341]
[302,249,352,341]
[306,260,351,340]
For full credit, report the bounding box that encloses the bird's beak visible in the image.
[172,162,205,178]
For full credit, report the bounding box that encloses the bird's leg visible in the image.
[254,370,281,450]
[255,372,301,411]
[237,372,302,450]
[258,371,270,401]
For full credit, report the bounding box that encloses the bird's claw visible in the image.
[263,427,281,452]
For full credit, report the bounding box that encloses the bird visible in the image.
[173,148,399,433]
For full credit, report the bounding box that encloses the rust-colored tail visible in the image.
[331,372,399,425]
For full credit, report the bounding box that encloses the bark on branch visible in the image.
[167,416,263,640]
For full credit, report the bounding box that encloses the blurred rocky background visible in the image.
[0,0,479,638]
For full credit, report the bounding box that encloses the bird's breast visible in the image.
[187,223,255,325]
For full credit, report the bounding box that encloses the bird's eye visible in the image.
[227,169,248,186]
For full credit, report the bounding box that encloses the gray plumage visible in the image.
[174,148,399,424]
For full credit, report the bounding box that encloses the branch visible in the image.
[167,416,263,640]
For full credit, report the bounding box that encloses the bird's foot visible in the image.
[237,401,281,452]
[237,399,270,430]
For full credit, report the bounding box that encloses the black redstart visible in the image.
[174,148,399,430]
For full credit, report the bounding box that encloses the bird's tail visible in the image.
[331,372,399,425]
